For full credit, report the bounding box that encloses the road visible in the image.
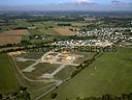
[22,59,40,72]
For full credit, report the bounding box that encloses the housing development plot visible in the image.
[11,50,88,82]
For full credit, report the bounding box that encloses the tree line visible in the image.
[0,87,31,100]
[65,93,132,100]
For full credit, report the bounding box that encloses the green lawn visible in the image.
[0,54,19,94]
[44,47,132,100]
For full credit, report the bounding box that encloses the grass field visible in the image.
[0,54,19,94]
[44,47,132,100]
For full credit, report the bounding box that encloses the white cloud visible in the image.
[73,0,91,3]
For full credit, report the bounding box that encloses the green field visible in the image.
[44,47,132,100]
[0,54,19,94]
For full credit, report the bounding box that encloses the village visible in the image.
[52,27,132,48]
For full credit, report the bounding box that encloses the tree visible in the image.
[122,94,128,100]
[128,93,132,100]
[102,94,111,100]
[65,98,69,100]
[0,94,3,99]
[76,97,81,100]
[51,93,58,99]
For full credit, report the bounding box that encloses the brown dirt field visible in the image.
[53,27,76,36]
[0,30,29,45]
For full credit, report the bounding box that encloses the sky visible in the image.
[0,0,132,11]
[0,0,132,6]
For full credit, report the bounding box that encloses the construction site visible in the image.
[9,49,86,81]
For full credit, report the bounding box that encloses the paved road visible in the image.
[16,57,36,62]
[51,65,66,76]
[22,59,40,72]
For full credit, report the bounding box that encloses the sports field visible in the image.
[44,47,132,100]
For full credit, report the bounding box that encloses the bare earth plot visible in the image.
[0,29,29,45]
[53,27,75,36]
[40,51,83,79]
